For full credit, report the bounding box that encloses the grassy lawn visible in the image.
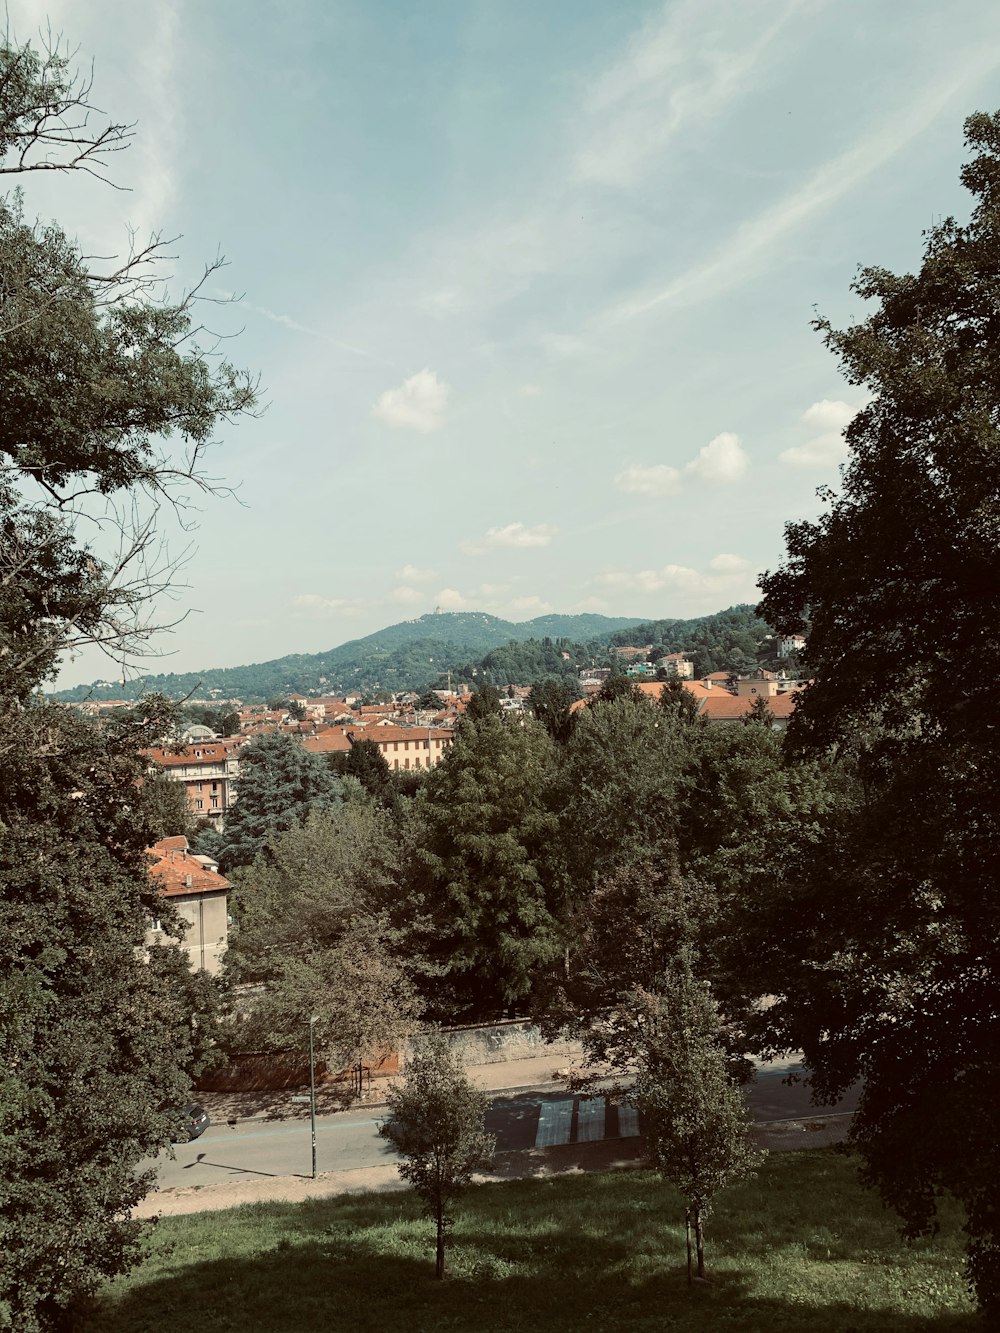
[89,1150,978,1333]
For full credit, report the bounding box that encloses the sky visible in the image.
[9,0,1000,686]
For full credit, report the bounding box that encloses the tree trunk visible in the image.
[435,1204,446,1280]
[684,1207,692,1286]
[694,1205,706,1279]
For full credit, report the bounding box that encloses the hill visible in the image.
[50,612,640,703]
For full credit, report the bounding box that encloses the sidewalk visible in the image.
[194,1050,582,1128]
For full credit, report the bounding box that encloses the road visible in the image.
[149,1065,860,1192]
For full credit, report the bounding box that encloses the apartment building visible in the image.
[144,739,244,828]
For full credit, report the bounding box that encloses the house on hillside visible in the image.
[146,836,229,975]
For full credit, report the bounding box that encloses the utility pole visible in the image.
[309,1015,318,1179]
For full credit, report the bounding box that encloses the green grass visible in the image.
[88,1150,978,1332]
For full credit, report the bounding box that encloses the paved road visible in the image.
[150,1065,859,1191]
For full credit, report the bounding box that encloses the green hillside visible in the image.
[50,612,639,702]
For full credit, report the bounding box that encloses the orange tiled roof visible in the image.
[144,740,244,769]
[148,838,229,897]
[699,691,799,721]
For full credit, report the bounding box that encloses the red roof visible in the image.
[699,691,799,721]
[148,838,229,898]
[145,740,244,769]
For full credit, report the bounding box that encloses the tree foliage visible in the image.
[409,714,562,1018]
[379,1031,495,1279]
[217,731,342,872]
[633,952,762,1282]
[755,110,1000,1315]
[0,30,255,1329]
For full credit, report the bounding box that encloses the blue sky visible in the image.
[10,0,1000,685]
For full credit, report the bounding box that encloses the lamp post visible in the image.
[309,1014,319,1180]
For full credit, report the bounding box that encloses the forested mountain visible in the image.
[51,612,639,702]
[52,606,775,702]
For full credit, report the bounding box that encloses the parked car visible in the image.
[170,1103,210,1142]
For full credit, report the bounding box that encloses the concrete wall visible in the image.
[439,1020,581,1067]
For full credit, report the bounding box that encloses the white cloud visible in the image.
[518,383,543,398]
[615,432,747,498]
[684,432,748,484]
[397,564,435,583]
[614,463,682,497]
[708,552,750,574]
[461,522,558,555]
[508,595,553,616]
[780,399,857,469]
[594,552,755,597]
[291,594,361,617]
[434,587,467,611]
[573,595,610,613]
[390,585,423,606]
[373,369,450,433]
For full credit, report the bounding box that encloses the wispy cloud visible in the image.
[396,564,435,583]
[611,45,1000,322]
[128,2,181,241]
[574,0,798,189]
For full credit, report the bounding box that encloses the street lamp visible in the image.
[309,1014,319,1180]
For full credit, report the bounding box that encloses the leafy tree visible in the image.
[343,737,397,808]
[379,1031,495,1279]
[633,952,762,1283]
[742,694,774,727]
[755,111,1000,1315]
[556,695,693,892]
[142,768,194,839]
[0,30,255,1331]
[658,678,701,726]
[225,806,417,1093]
[0,702,222,1332]
[594,672,643,705]
[410,715,562,1018]
[217,732,342,872]
[465,682,502,720]
[528,677,580,744]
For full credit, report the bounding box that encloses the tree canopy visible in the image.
[755,110,1000,1316]
[0,31,255,1330]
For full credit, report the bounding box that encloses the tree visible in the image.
[633,953,761,1283]
[224,806,418,1093]
[658,677,701,726]
[343,737,397,808]
[409,714,562,1019]
[465,682,502,721]
[528,676,580,744]
[379,1031,495,1279]
[755,111,1000,1315]
[142,766,194,839]
[0,31,256,1329]
[0,703,222,1332]
[217,732,342,872]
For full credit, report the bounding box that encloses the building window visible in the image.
[393,742,398,752]
[197,782,203,793]
[393,759,399,770]
[423,739,429,748]
[196,799,204,810]
[211,781,218,792]
[404,758,410,769]
[211,797,219,808]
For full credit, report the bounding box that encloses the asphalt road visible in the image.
[149,1065,860,1192]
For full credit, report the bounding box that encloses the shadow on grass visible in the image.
[88,1154,981,1333]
